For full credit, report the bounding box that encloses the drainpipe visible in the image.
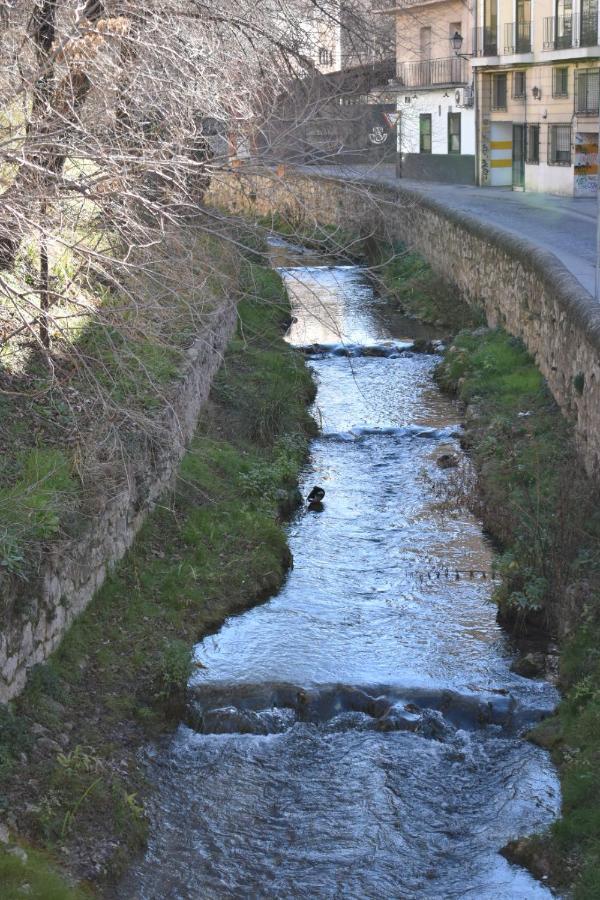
[596,109,600,300]
[474,0,480,184]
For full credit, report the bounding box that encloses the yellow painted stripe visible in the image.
[491,158,513,168]
[577,144,598,153]
[575,164,599,175]
[491,140,512,149]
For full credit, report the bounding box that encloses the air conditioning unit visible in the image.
[454,86,474,108]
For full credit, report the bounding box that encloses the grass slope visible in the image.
[0,258,315,893]
[437,327,600,897]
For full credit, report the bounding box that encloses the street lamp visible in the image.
[450,31,471,60]
[451,31,463,52]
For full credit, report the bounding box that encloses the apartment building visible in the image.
[305,0,395,73]
[380,0,477,183]
[472,0,600,194]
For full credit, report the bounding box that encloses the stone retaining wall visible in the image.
[208,169,600,477]
[0,301,236,702]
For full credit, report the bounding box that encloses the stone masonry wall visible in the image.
[0,301,237,702]
[208,169,600,478]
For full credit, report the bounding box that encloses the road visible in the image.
[300,164,597,297]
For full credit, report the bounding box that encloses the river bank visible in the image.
[436,327,600,898]
[0,246,315,895]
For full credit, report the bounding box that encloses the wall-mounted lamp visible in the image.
[450,31,472,60]
[450,31,463,52]
[532,86,542,99]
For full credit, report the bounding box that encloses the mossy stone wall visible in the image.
[0,302,237,702]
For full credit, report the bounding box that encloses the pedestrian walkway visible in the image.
[301,164,597,297]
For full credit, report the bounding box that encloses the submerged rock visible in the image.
[511,652,546,678]
[436,453,459,470]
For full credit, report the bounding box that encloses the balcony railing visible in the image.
[504,20,532,53]
[472,26,498,55]
[397,56,468,87]
[543,13,599,49]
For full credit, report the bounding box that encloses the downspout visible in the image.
[474,0,481,183]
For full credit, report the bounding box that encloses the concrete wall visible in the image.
[208,169,600,479]
[0,301,237,702]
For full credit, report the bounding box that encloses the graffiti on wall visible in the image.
[480,119,491,185]
[574,132,598,196]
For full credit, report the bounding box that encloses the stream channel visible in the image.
[120,239,561,898]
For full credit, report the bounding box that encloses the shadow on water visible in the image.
[118,238,560,900]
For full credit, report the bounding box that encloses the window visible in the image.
[492,73,507,109]
[576,68,600,114]
[448,112,461,153]
[512,70,526,98]
[552,67,569,97]
[548,124,571,165]
[318,47,332,66]
[419,114,432,153]
[526,124,540,163]
[420,26,432,58]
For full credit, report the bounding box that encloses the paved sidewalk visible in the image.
[301,164,597,297]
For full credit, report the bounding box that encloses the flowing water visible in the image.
[120,240,560,899]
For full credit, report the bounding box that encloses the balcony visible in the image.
[397,56,468,87]
[543,13,599,49]
[504,20,532,53]
[472,26,498,55]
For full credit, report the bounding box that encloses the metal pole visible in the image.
[396,114,402,178]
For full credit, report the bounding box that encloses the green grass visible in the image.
[437,327,600,896]
[0,448,77,577]
[0,845,88,900]
[2,255,315,890]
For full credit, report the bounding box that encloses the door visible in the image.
[490,122,512,186]
[512,124,525,189]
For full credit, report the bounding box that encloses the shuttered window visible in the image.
[548,125,571,165]
[492,73,507,109]
[576,68,600,114]
[552,67,569,97]
[419,114,432,153]
[526,124,540,164]
[448,112,461,153]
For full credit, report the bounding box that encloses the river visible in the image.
[119,239,560,899]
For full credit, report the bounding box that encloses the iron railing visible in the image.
[543,13,598,48]
[397,56,468,87]
[504,20,532,53]
[472,26,498,55]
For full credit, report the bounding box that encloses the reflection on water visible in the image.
[119,241,560,899]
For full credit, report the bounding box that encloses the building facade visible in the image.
[472,0,600,194]
[381,0,477,183]
[304,0,396,73]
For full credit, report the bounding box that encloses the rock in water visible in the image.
[436,453,459,469]
[510,652,546,678]
[307,486,325,504]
